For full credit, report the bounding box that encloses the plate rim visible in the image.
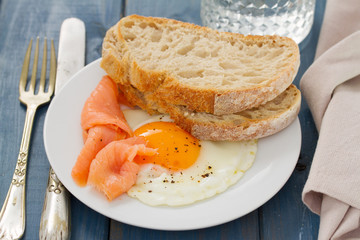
[43,58,302,231]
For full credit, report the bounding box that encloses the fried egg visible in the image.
[123,109,257,206]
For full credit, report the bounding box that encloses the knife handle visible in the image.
[39,167,71,240]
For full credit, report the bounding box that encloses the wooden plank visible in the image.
[0,0,123,239]
[109,0,260,239]
[110,211,259,240]
[125,0,202,25]
[260,0,327,239]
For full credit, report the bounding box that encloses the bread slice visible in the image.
[101,15,300,115]
[117,81,301,141]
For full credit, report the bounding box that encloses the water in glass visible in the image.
[201,0,316,44]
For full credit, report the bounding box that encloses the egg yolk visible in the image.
[133,122,201,171]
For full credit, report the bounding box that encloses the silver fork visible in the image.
[0,37,56,240]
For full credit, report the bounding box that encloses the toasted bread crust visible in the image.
[167,88,301,141]
[101,15,300,115]
[116,80,301,141]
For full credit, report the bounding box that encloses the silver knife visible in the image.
[39,18,85,240]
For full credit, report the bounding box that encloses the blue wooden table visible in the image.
[0,0,325,239]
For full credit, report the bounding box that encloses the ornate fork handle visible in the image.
[0,103,38,239]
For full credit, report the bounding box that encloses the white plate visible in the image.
[44,58,301,231]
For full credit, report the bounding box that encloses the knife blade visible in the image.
[39,18,85,240]
[55,19,86,94]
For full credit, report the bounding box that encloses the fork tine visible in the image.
[29,37,40,93]
[47,39,56,95]
[19,39,33,93]
[38,38,47,93]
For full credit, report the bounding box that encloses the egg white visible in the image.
[123,109,257,206]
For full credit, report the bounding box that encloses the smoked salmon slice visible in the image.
[87,137,157,201]
[72,76,133,186]
[72,125,126,186]
[81,75,133,136]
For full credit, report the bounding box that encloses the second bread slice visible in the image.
[117,81,301,141]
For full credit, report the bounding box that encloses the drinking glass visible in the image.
[201,0,316,44]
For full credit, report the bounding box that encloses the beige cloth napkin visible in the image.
[300,0,360,239]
